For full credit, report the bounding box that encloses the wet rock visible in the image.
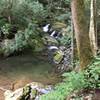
[53,50,64,64]
[53,46,72,73]
[47,45,72,73]
[4,88,23,100]
[4,82,53,100]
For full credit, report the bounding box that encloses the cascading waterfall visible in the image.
[42,24,72,73]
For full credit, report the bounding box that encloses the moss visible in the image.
[23,85,31,96]
[18,85,31,100]
[54,50,64,64]
[31,89,37,99]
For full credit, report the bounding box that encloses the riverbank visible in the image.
[0,54,61,100]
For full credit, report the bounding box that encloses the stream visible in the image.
[0,54,61,100]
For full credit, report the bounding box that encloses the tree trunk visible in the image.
[71,0,93,70]
[89,0,97,56]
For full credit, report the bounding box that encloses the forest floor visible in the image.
[0,54,61,100]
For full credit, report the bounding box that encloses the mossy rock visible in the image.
[53,50,64,64]
[23,85,31,96]
[31,89,37,99]
[28,38,45,52]
[52,22,66,29]
[5,82,52,100]
[43,35,59,46]
[17,85,31,100]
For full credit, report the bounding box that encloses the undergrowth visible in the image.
[40,57,100,100]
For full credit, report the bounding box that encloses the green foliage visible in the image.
[2,23,44,55]
[0,0,71,28]
[24,23,45,52]
[63,0,70,4]
[15,31,27,50]
[84,57,100,88]
[59,34,71,46]
[0,18,7,27]
[1,24,11,35]
[2,39,16,56]
[40,71,87,100]
[40,57,100,100]
[0,0,47,27]
[2,31,27,56]
[55,12,71,23]
[0,0,71,55]
[0,0,72,55]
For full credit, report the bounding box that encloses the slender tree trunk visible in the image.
[71,16,75,68]
[71,0,93,70]
[6,0,12,24]
[89,0,97,56]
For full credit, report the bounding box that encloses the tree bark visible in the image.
[71,0,93,70]
[89,0,97,56]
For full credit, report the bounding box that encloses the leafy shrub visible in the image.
[59,34,71,46]
[0,18,7,27]
[2,39,16,56]
[55,12,71,24]
[84,57,100,88]
[40,71,87,100]
[24,23,45,51]
[15,31,27,50]
[2,31,27,56]
[2,23,44,56]
[1,24,11,35]
[0,0,47,27]
[40,57,100,100]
